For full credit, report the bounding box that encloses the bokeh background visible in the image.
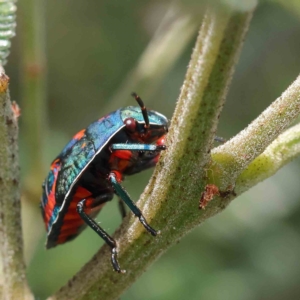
[7,0,300,299]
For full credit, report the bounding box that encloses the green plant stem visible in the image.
[19,0,47,196]
[50,4,255,300]
[236,123,300,194]
[0,70,33,300]
[211,74,300,190]
[199,121,300,213]
[18,0,48,265]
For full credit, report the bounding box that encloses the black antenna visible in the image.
[131,92,150,130]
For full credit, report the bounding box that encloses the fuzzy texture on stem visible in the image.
[199,120,300,214]
[0,71,32,300]
[50,5,255,300]
[236,122,300,194]
[211,74,300,190]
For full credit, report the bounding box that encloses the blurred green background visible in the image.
[7,0,300,299]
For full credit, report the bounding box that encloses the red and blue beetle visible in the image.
[41,93,168,273]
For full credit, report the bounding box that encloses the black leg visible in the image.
[77,199,125,273]
[214,136,226,143]
[118,198,127,219]
[109,173,160,236]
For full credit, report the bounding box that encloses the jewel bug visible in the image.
[40,93,168,273]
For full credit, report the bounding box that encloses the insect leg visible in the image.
[77,199,125,273]
[118,198,127,219]
[214,136,226,143]
[108,172,159,236]
[111,143,166,152]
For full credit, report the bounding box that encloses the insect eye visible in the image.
[124,118,137,132]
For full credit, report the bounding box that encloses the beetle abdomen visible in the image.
[46,185,110,248]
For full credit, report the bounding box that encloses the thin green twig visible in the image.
[18,0,48,264]
[19,0,47,195]
[211,74,300,190]
[236,122,300,194]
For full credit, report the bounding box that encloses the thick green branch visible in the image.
[0,71,32,300]
[51,4,254,300]
[212,74,300,190]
